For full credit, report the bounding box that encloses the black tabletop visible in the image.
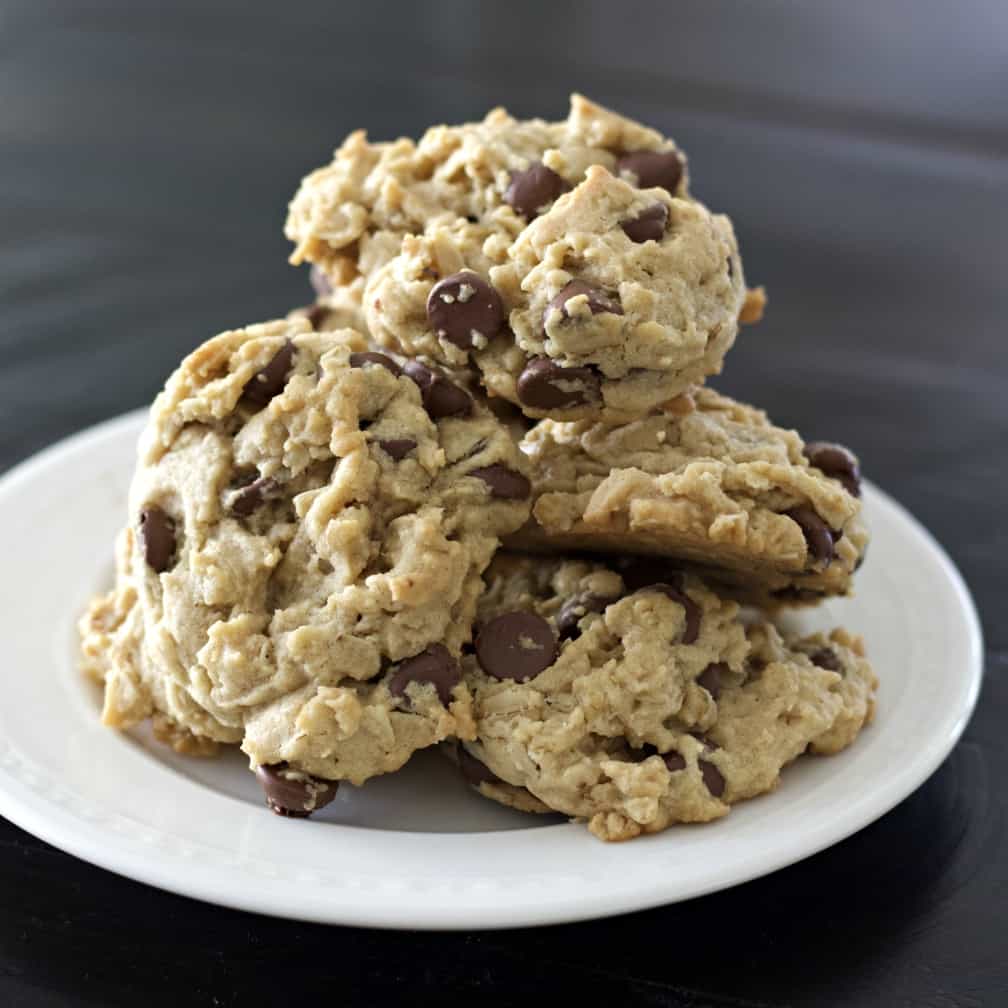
[3,3,1006,1005]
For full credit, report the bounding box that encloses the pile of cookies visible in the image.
[80,96,876,841]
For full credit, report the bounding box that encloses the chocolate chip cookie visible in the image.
[79,317,532,805]
[459,554,877,840]
[506,386,868,603]
[286,93,689,288]
[364,166,745,420]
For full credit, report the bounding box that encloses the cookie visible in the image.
[286,93,689,288]
[506,386,868,603]
[78,317,532,802]
[459,554,877,841]
[364,166,745,420]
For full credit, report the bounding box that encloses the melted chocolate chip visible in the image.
[700,759,726,798]
[544,280,623,326]
[809,647,843,673]
[378,438,417,460]
[403,361,473,419]
[309,264,332,298]
[458,745,502,787]
[556,592,620,641]
[470,464,531,500]
[784,506,836,566]
[387,644,461,706]
[476,610,557,682]
[255,763,338,818]
[242,341,295,408]
[616,150,685,193]
[516,357,601,410]
[663,751,687,772]
[504,162,570,218]
[348,351,402,377]
[620,202,669,242]
[426,271,505,349]
[697,662,729,700]
[228,476,280,517]
[804,441,862,497]
[138,506,176,572]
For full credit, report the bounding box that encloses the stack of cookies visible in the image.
[80,96,876,841]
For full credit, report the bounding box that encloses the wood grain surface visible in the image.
[2,3,1005,1005]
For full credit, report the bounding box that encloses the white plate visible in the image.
[0,411,982,929]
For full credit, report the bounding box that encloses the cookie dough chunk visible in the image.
[507,387,868,603]
[79,317,532,797]
[286,94,688,289]
[461,554,877,841]
[364,166,745,420]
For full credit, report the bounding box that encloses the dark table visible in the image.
[3,3,1006,1005]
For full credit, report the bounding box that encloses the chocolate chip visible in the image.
[804,441,862,497]
[227,476,280,517]
[628,744,659,763]
[545,280,623,326]
[458,745,501,787]
[691,732,721,751]
[697,662,728,700]
[504,162,570,218]
[700,759,726,798]
[293,303,329,330]
[615,561,701,644]
[378,438,417,460]
[616,150,685,193]
[663,751,687,772]
[138,506,175,572]
[616,556,679,592]
[255,763,338,818]
[470,464,531,500]
[387,644,461,706]
[784,506,836,566]
[426,271,505,349]
[648,579,701,645]
[809,647,843,673]
[242,341,295,408]
[403,361,473,419]
[556,592,620,641]
[516,357,601,410]
[348,350,402,377]
[745,657,766,683]
[309,265,332,298]
[620,202,669,243]
[476,611,557,682]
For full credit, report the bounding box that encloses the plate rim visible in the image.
[0,411,985,929]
